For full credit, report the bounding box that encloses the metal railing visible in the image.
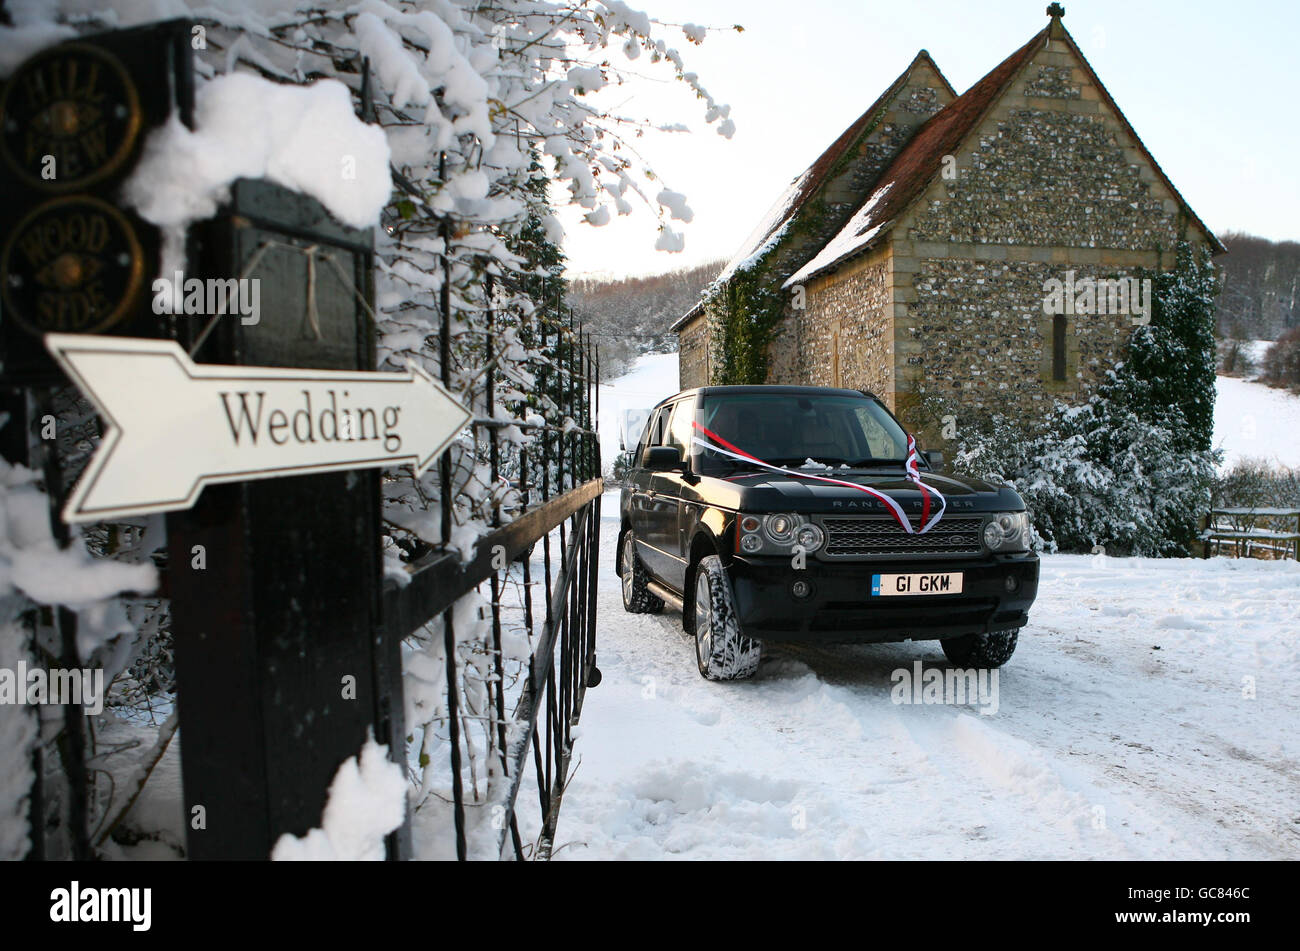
[382,299,603,859]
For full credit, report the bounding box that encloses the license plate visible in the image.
[871,572,963,597]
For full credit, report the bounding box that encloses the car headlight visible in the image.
[738,513,824,555]
[764,514,797,544]
[795,523,825,552]
[983,512,1031,552]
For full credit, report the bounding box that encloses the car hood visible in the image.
[698,468,1024,515]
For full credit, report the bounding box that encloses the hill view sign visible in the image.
[46,334,472,523]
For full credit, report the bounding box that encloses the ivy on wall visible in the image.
[703,265,784,384]
[701,196,843,385]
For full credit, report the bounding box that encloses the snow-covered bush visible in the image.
[1128,242,1220,454]
[952,382,1215,556]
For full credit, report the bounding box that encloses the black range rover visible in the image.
[617,385,1039,680]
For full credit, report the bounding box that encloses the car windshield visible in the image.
[694,392,910,476]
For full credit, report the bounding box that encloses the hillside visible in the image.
[1218,232,1300,340]
[570,259,723,378]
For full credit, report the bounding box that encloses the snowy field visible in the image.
[550,353,1300,860]
[1213,375,1300,469]
[551,493,1300,860]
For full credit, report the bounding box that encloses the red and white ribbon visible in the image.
[690,421,946,535]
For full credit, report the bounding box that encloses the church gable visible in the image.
[778,9,1222,432]
[789,17,1221,289]
[783,28,1046,288]
[902,19,1221,255]
[764,53,956,281]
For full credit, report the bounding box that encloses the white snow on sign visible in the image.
[122,72,392,273]
[46,334,471,523]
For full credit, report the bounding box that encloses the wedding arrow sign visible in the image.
[45,334,472,523]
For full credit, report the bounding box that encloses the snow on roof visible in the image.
[713,168,809,286]
[784,183,894,288]
[784,27,1047,287]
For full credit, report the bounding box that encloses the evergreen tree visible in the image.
[1125,242,1220,453]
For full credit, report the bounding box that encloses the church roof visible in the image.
[786,27,1046,287]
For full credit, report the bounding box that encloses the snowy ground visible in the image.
[551,492,1300,860]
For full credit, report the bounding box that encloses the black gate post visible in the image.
[165,181,409,860]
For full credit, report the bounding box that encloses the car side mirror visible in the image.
[644,446,683,471]
[922,449,944,472]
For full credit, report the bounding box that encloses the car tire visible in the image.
[693,555,761,681]
[620,531,664,614]
[940,628,1019,668]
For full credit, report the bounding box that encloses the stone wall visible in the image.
[793,245,895,398]
[678,318,708,390]
[898,253,1143,415]
[888,39,1210,436]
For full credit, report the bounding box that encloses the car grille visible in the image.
[819,516,984,558]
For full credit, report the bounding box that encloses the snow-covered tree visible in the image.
[1125,242,1220,454]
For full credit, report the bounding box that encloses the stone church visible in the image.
[672,5,1222,436]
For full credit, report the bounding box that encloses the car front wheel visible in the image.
[940,628,1019,668]
[620,531,664,614]
[693,555,761,681]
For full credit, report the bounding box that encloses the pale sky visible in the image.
[557,0,1299,279]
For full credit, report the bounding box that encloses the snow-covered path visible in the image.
[553,492,1300,860]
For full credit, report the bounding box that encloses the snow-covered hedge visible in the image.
[951,384,1216,556]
